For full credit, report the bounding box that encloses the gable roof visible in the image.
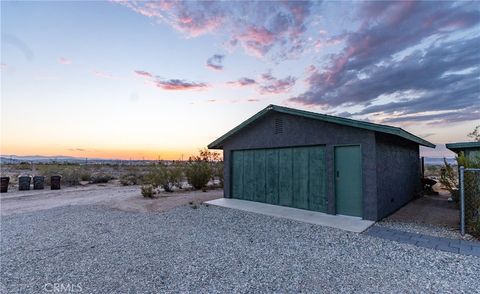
[446,142,480,152]
[208,104,435,149]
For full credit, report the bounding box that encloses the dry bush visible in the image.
[144,163,183,192]
[185,159,212,190]
[37,164,91,186]
[141,185,155,198]
[120,173,142,186]
[90,173,112,184]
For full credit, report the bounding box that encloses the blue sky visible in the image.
[1,1,479,159]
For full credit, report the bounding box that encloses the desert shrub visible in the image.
[424,164,442,178]
[80,172,92,182]
[144,163,183,192]
[120,173,143,186]
[145,165,170,191]
[38,165,93,186]
[185,160,212,190]
[120,166,146,186]
[213,161,224,187]
[37,165,80,186]
[141,185,155,198]
[197,148,223,188]
[198,148,221,162]
[90,173,112,184]
[440,158,457,199]
[15,162,32,170]
[168,163,184,189]
[60,167,83,186]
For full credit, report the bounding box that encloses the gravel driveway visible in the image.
[1,204,479,293]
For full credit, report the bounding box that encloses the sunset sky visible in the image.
[1,1,479,160]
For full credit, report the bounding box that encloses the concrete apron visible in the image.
[205,198,375,233]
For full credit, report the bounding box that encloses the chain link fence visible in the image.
[460,167,480,237]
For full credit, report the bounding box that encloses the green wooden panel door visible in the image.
[293,147,309,209]
[265,149,279,205]
[278,148,293,207]
[335,146,363,217]
[231,151,244,199]
[309,147,327,212]
[243,150,255,201]
[253,149,266,203]
[231,146,327,213]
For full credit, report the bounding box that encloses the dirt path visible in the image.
[385,184,459,228]
[0,184,223,216]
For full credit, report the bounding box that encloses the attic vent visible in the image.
[274,118,284,134]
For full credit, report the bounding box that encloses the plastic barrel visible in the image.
[0,177,9,193]
[19,176,31,191]
[51,175,61,190]
[33,176,45,190]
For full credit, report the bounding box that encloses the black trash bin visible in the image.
[0,177,9,193]
[33,176,45,190]
[19,176,31,191]
[51,175,61,190]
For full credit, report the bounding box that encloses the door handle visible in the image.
[336,171,339,178]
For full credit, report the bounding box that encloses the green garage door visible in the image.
[231,146,327,212]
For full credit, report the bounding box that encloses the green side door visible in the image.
[334,145,363,217]
[231,146,327,213]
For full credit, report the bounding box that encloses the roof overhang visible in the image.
[208,105,435,149]
[446,142,480,153]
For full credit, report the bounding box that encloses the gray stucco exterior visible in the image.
[375,133,421,219]
[216,110,425,221]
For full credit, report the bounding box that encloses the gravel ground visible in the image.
[1,205,479,293]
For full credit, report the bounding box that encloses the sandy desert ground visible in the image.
[0,183,222,216]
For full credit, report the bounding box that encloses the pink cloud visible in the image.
[154,79,207,91]
[58,57,72,65]
[134,70,208,91]
[258,71,296,94]
[227,77,256,87]
[259,76,296,94]
[304,65,317,75]
[227,72,295,94]
[115,1,315,58]
[235,27,276,57]
[314,35,344,50]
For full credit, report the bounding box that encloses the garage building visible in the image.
[446,142,480,160]
[208,105,435,221]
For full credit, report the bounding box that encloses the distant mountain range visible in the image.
[424,157,456,165]
[0,155,150,164]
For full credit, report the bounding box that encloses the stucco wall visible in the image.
[375,133,421,219]
[220,111,379,220]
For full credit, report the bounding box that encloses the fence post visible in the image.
[460,166,465,236]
